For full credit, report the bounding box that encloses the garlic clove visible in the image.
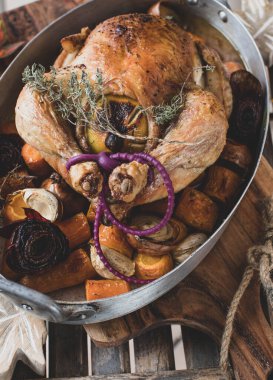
[23,188,62,222]
[90,245,135,280]
[173,233,207,263]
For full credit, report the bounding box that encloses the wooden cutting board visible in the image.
[84,155,273,380]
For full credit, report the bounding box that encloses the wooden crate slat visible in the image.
[34,367,229,379]
[133,325,175,373]
[48,324,88,378]
[91,341,130,375]
[182,327,219,369]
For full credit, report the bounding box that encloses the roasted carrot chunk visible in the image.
[21,143,51,177]
[135,253,173,280]
[56,212,91,249]
[85,279,131,301]
[20,248,96,293]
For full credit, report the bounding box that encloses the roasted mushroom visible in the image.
[3,188,62,224]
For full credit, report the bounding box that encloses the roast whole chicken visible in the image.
[15,13,231,208]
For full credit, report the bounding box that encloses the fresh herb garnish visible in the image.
[22,64,214,145]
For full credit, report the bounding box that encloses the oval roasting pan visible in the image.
[0,0,269,324]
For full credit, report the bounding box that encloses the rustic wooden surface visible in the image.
[36,368,229,379]
[34,368,229,380]
[1,1,272,379]
[84,156,273,380]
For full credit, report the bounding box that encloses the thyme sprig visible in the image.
[22,64,215,145]
[141,65,215,127]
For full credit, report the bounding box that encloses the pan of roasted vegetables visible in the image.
[0,0,269,323]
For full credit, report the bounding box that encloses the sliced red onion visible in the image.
[94,195,153,284]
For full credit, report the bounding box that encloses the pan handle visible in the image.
[0,275,69,322]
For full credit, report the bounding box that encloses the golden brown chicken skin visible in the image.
[15,13,229,204]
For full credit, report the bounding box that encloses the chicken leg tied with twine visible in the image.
[220,196,273,373]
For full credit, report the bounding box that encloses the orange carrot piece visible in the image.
[20,248,96,293]
[56,212,91,249]
[99,225,133,258]
[85,279,131,301]
[21,143,52,177]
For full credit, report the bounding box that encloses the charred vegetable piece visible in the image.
[85,279,131,301]
[21,143,52,177]
[148,1,182,23]
[20,248,96,293]
[86,95,148,153]
[6,219,69,274]
[229,70,264,146]
[99,225,133,259]
[127,215,187,256]
[0,134,24,177]
[220,139,252,173]
[105,134,123,153]
[56,212,91,250]
[0,168,35,200]
[135,253,173,280]
[203,166,241,204]
[42,173,88,217]
[175,188,218,233]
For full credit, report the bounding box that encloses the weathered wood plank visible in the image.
[91,341,130,375]
[48,324,88,378]
[86,157,273,380]
[182,327,219,369]
[134,326,175,373]
[35,367,229,379]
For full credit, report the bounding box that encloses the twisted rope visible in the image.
[220,196,273,373]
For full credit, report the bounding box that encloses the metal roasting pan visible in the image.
[0,0,269,324]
